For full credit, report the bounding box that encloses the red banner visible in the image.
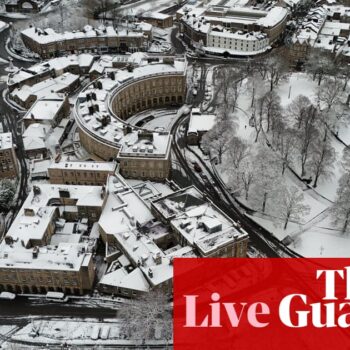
[174,258,350,350]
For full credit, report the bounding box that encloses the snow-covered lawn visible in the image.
[215,71,350,257]
[278,73,318,107]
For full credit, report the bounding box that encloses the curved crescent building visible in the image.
[75,57,187,181]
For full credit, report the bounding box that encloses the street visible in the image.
[0,298,117,323]
[0,26,31,231]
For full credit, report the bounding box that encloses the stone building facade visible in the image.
[0,133,18,179]
[0,248,95,295]
[111,74,185,120]
[21,25,149,59]
[75,59,187,180]
[48,161,116,186]
[138,12,174,29]
[0,184,106,295]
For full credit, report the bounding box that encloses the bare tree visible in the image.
[225,137,250,196]
[308,134,336,188]
[275,128,297,175]
[297,104,320,177]
[215,66,241,116]
[240,158,255,201]
[286,95,312,129]
[257,54,288,92]
[251,104,263,143]
[0,179,16,211]
[341,146,350,172]
[226,137,250,170]
[259,90,282,133]
[279,186,310,230]
[332,172,350,234]
[305,50,335,86]
[250,145,282,213]
[317,77,343,113]
[201,120,232,164]
[336,58,350,91]
[227,157,255,200]
[119,289,172,342]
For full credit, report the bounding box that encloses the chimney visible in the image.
[33,246,39,259]
[153,252,162,265]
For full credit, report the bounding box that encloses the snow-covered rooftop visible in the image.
[180,4,288,35]
[75,58,186,158]
[292,7,328,45]
[141,11,172,20]
[0,242,92,271]
[8,54,94,87]
[5,183,104,247]
[208,28,268,41]
[152,186,248,255]
[0,132,13,150]
[11,73,79,104]
[23,123,47,151]
[256,7,288,28]
[49,161,116,172]
[188,111,216,134]
[21,25,145,45]
[23,96,66,122]
[100,266,150,292]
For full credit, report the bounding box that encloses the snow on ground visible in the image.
[338,123,350,146]
[0,21,8,32]
[0,12,28,19]
[6,319,168,347]
[251,214,350,257]
[215,72,350,257]
[314,137,344,201]
[143,113,178,131]
[0,325,16,336]
[278,73,318,107]
[11,319,121,344]
[127,108,179,131]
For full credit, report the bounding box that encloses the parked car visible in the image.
[0,292,16,300]
[193,162,202,173]
[200,174,209,182]
[46,291,69,303]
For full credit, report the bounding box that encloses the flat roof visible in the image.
[188,113,216,134]
[49,161,116,172]
[0,132,13,150]
[21,25,144,45]
[24,97,65,121]
[0,242,92,271]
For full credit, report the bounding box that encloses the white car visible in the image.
[192,88,198,96]
[0,292,16,300]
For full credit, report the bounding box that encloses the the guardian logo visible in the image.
[183,267,350,329]
[174,259,350,350]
